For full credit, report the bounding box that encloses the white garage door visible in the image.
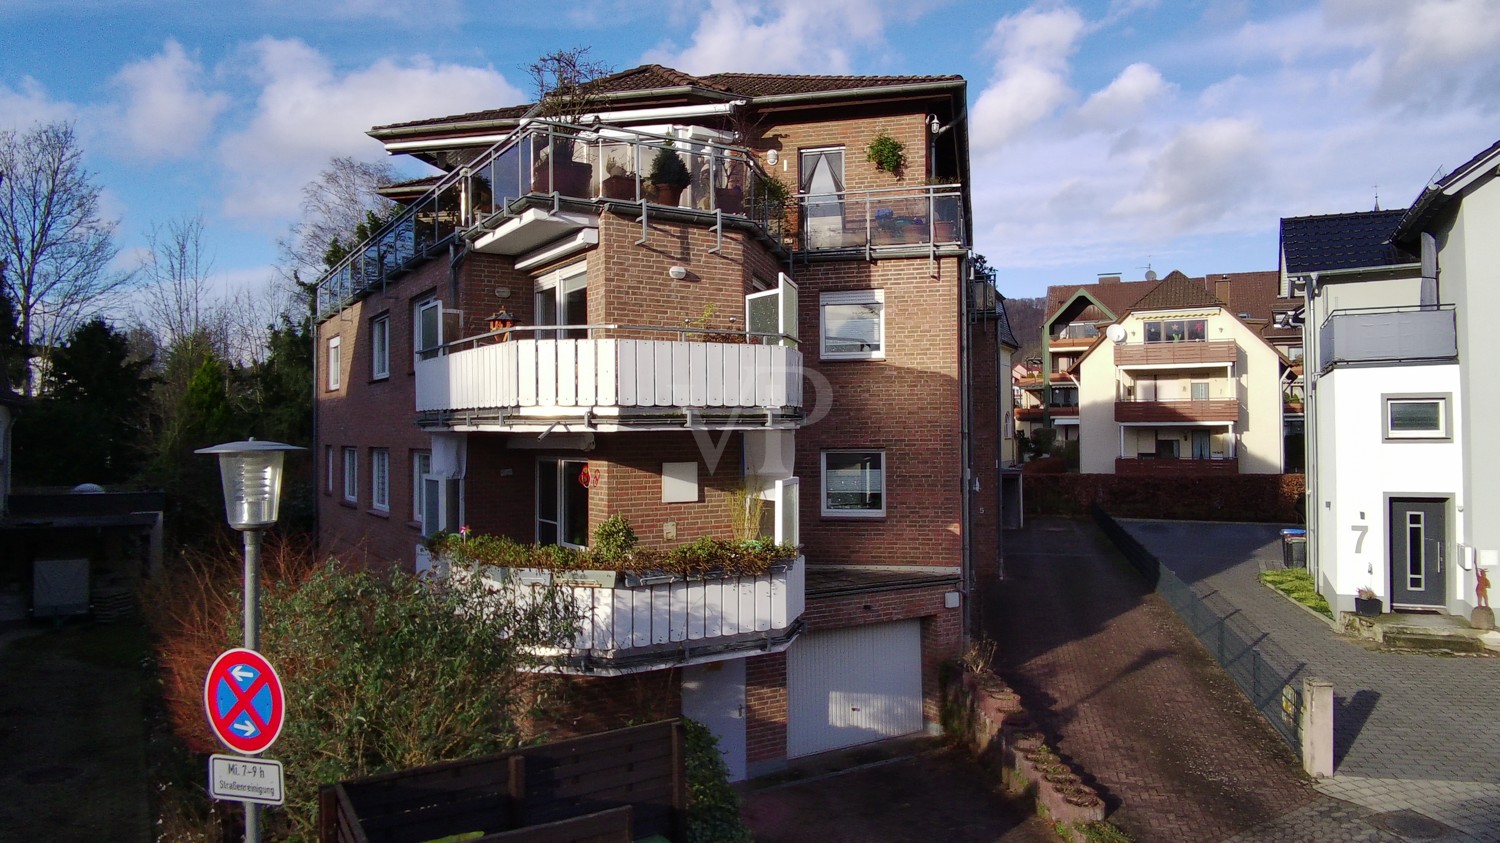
[786,620,924,758]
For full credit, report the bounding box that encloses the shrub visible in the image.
[592,514,639,557]
[649,143,691,190]
[865,132,906,175]
[429,527,799,579]
[683,719,752,843]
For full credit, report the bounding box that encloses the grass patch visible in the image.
[1258,568,1333,618]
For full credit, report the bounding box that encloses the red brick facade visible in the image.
[314,70,989,773]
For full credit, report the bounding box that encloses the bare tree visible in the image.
[525,47,613,120]
[278,155,397,286]
[139,214,218,351]
[0,122,128,390]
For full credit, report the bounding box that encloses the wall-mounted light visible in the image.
[766,150,778,165]
[495,287,511,299]
[668,266,689,280]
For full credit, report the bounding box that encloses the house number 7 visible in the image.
[1351,524,1367,553]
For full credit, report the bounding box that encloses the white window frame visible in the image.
[821,449,886,518]
[325,445,334,493]
[1384,395,1450,441]
[342,447,357,502]
[536,261,588,339]
[371,448,390,512]
[412,450,432,522]
[371,314,390,380]
[327,335,341,390]
[537,458,590,548]
[820,289,885,361]
[415,298,442,360]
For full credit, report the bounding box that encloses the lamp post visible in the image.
[196,438,303,843]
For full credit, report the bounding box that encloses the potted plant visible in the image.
[601,156,635,201]
[866,131,906,176]
[649,142,692,206]
[1355,586,1383,617]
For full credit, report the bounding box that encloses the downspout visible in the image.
[994,296,1006,581]
[310,298,321,559]
[958,256,974,647]
[1303,272,1319,586]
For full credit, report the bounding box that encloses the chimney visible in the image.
[1097,272,1121,284]
[1215,277,1231,307]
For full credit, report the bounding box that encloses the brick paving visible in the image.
[1121,519,1500,843]
[980,518,1328,842]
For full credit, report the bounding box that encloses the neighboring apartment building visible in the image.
[1026,270,1295,472]
[312,65,1007,778]
[1075,275,1285,475]
[1287,138,1499,617]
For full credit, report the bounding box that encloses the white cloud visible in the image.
[970,5,1086,150]
[216,38,524,221]
[1075,62,1173,128]
[104,40,230,161]
[0,76,78,132]
[643,0,887,74]
[1111,118,1267,229]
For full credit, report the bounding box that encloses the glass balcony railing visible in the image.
[315,122,785,318]
[797,184,965,252]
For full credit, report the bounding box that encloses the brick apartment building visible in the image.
[312,65,1014,777]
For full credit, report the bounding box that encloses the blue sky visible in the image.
[1,0,1496,315]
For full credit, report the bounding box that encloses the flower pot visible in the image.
[1354,596,1382,617]
[715,186,744,214]
[653,182,687,206]
[602,174,636,201]
[556,569,619,588]
[532,157,594,198]
[934,220,959,243]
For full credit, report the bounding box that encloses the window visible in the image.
[1190,381,1210,401]
[325,445,334,493]
[371,449,389,511]
[1385,396,1449,440]
[800,147,845,249]
[327,336,341,390]
[412,450,431,522]
[536,262,588,339]
[820,290,884,360]
[415,299,442,359]
[1143,318,1206,343]
[822,450,885,517]
[342,447,357,502]
[371,315,390,379]
[537,458,590,547]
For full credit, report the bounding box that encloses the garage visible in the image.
[786,620,924,758]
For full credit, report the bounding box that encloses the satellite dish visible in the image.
[1106,324,1127,344]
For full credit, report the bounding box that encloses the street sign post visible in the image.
[203,648,285,756]
[208,754,285,806]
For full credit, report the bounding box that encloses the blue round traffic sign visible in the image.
[203,648,285,755]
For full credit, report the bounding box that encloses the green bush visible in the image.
[649,143,691,190]
[430,525,799,579]
[592,514,639,558]
[683,719,752,843]
[257,560,581,839]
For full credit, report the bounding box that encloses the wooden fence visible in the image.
[319,720,686,843]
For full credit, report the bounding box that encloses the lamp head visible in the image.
[195,439,305,530]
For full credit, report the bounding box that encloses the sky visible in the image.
[1,0,1496,313]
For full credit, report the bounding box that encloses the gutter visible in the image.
[377,101,745,150]
[752,79,964,106]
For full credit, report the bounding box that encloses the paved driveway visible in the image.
[740,745,1060,843]
[1122,519,1500,843]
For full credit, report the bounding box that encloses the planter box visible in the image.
[1355,597,1382,617]
[555,569,620,589]
[511,567,553,586]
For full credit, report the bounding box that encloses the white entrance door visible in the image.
[682,659,747,781]
[787,620,923,758]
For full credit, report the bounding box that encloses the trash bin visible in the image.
[1281,528,1307,568]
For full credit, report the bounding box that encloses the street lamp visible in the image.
[195,438,303,843]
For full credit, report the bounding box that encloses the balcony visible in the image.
[315,122,786,319]
[415,325,804,431]
[488,557,805,674]
[797,184,966,253]
[1114,339,1237,368]
[1318,305,1457,371]
[1116,458,1239,476]
[1115,399,1239,423]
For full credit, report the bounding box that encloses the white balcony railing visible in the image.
[416,328,803,427]
[490,557,805,674]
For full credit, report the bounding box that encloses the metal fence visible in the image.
[1091,504,1305,749]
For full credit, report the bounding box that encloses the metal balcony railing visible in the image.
[1318,304,1457,371]
[795,184,966,252]
[315,122,784,319]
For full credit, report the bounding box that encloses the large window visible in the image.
[800,147,845,249]
[415,299,442,359]
[820,290,884,360]
[1385,396,1449,440]
[536,262,588,339]
[371,448,389,511]
[327,336,341,390]
[537,458,590,547]
[1143,318,1207,343]
[342,447,357,502]
[412,450,431,522]
[822,450,885,517]
[371,315,390,379]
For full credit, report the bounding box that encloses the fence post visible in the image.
[1301,677,1334,777]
